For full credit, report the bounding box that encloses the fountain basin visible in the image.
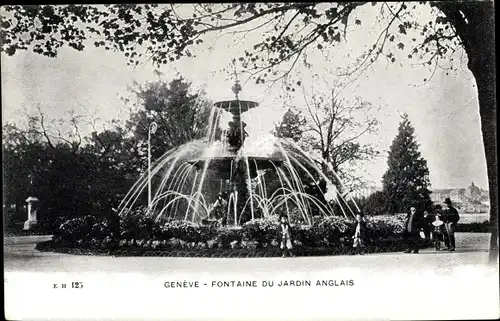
[214,100,259,114]
[187,156,284,179]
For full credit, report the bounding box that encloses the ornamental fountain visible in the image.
[118,79,359,226]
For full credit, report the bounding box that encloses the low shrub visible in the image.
[309,216,355,246]
[455,221,490,233]
[213,228,243,249]
[241,216,280,247]
[119,206,156,240]
[58,215,111,245]
[39,216,68,234]
[158,220,217,243]
[364,213,406,242]
[291,225,318,247]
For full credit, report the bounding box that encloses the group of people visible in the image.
[403,197,460,253]
[344,197,460,255]
[209,191,460,257]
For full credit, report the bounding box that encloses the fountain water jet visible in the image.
[118,85,360,226]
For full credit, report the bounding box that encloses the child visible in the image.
[278,215,294,257]
[210,192,228,227]
[352,212,367,254]
[432,214,445,251]
[422,210,433,242]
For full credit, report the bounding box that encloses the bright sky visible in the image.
[0,3,488,190]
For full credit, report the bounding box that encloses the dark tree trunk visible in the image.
[435,0,497,263]
[463,2,497,263]
[471,65,498,263]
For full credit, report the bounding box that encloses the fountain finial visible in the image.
[232,81,242,100]
[231,60,242,100]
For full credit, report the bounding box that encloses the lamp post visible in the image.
[148,122,158,208]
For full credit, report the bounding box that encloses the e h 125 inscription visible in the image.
[53,282,84,289]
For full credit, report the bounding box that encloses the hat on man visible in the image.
[444,197,452,205]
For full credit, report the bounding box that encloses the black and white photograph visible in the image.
[2,2,498,320]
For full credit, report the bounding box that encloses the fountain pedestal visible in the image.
[23,196,39,230]
[183,97,290,225]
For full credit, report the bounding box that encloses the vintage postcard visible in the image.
[3,2,498,320]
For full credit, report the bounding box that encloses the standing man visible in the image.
[442,198,460,251]
[404,206,422,254]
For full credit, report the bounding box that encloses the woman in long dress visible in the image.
[279,215,294,257]
[353,212,367,254]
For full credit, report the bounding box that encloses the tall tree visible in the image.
[81,126,133,210]
[2,122,46,221]
[275,86,380,184]
[382,113,433,214]
[273,87,379,218]
[124,77,214,168]
[2,106,132,223]
[1,2,496,259]
[274,108,306,143]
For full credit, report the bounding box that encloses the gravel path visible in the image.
[4,233,493,273]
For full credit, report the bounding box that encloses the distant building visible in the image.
[465,181,481,201]
[431,181,489,213]
[450,188,466,203]
[430,189,451,203]
[351,182,489,213]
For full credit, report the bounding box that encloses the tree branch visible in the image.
[36,105,56,151]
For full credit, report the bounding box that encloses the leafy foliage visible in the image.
[355,191,388,216]
[125,78,214,162]
[156,220,217,243]
[364,213,407,238]
[241,216,280,248]
[213,228,243,248]
[119,206,156,240]
[58,215,110,243]
[274,109,306,142]
[309,216,355,246]
[0,3,477,87]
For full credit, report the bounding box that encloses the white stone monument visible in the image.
[23,196,39,230]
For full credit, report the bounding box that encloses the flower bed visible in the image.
[38,212,416,256]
